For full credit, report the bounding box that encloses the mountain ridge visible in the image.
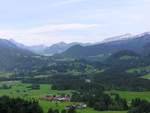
[62,32,150,58]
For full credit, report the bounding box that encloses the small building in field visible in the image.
[65,103,87,110]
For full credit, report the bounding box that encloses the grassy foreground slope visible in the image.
[0,81,127,113]
[1,81,150,113]
[2,81,150,113]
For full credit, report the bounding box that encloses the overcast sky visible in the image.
[0,0,150,45]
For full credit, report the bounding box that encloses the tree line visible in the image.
[0,96,43,113]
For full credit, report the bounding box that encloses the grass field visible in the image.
[1,81,150,113]
[0,72,13,78]
[3,81,150,113]
[126,66,150,80]
[77,109,126,113]
[142,73,150,80]
[0,81,128,113]
[108,90,150,101]
[126,65,150,74]
[0,81,75,112]
[0,81,71,98]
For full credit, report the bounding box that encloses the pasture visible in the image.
[108,90,150,101]
[1,81,149,113]
[0,72,13,78]
[142,73,150,80]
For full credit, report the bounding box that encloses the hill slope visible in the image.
[0,39,37,71]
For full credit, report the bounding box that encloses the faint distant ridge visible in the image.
[43,41,91,56]
[9,39,92,56]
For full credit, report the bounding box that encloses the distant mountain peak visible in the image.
[57,41,66,44]
[103,33,133,43]
[135,32,150,38]
[102,32,150,43]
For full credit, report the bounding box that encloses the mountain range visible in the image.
[62,32,150,58]
[9,39,92,56]
[0,39,36,71]
[1,32,150,72]
[43,42,91,56]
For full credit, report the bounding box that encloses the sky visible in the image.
[0,0,150,46]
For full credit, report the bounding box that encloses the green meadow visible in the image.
[0,81,150,113]
[142,73,150,80]
[1,81,150,113]
[108,90,150,101]
[0,81,128,113]
[0,72,13,78]
[127,65,150,74]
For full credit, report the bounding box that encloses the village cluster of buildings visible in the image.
[41,95,87,109]
[40,95,71,102]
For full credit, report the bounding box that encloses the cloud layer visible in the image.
[0,0,150,45]
[0,24,99,45]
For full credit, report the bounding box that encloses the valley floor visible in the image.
[0,81,150,113]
